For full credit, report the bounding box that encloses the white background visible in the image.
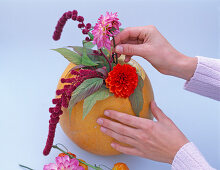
[0,0,219,169]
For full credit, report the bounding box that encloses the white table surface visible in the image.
[0,0,219,169]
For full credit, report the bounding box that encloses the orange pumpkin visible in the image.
[58,57,154,156]
[112,162,129,170]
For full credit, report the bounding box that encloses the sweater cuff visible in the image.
[184,56,220,101]
[171,142,215,170]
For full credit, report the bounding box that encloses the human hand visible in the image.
[96,101,189,164]
[113,26,197,80]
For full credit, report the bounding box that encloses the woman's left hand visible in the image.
[96,101,189,164]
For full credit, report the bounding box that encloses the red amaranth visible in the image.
[43,69,104,156]
[52,10,92,41]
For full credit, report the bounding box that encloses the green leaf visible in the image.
[68,78,104,118]
[96,67,107,77]
[68,46,94,56]
[52,48,81,65]
[129,75,144,117]
[88,32,94,40]
[100,47,109,57]
[82,46,98,66]
[69,46,103,66]
[84,41,95,49]
[83,87,113,119]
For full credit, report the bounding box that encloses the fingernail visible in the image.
[97,118,103,125]
[115,45,123,53]
[104,110,110,116]
[111,143,115,148]
[100,127,106,132]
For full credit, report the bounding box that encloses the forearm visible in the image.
[172,142,215,170]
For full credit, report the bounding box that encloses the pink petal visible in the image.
[43,163,57,170]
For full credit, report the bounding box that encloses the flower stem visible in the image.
[100,48,112,71]
[112,36,118,64]
[52,145,103,170]
[19,164,34,170]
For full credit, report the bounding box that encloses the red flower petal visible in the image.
[105,64,138,98]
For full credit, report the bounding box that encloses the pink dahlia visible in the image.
[92,12,121,50]
[43,155,85,170]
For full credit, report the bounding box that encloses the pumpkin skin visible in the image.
[58,58,154,156]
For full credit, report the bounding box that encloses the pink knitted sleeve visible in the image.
[171,142,215,170]
[184,56,220,100]
[172,56,219,169]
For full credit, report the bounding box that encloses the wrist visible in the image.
[171,53,198,80]
[168,135,189,164]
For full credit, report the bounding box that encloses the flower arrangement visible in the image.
[20,144,129,170]
[41,9,145,169]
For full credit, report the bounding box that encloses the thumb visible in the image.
[150,100,168,121]
[115,44,143,56]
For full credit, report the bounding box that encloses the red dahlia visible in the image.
[105,64,138,98]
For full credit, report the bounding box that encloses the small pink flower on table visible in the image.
[92,12,121,50]
[43,155,85,170]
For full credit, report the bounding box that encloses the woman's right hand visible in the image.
[113,26,197,80]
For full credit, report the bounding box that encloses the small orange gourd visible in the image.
[112,162,129,170]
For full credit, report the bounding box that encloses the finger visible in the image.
[104,110,152,129]
[114,27,145,46]
[100,126,137,146]
[124,55,132,62]
[115,44,144,56]
[97,118,137,138]
[111,142,143,157]
[150,100,168,121]
[111,39,141,47]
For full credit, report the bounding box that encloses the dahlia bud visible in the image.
[76,16,84,22]
[55,25,63,32]
[85,37,91,42]
[57,110,63,116]
[71,15,77,21]
[78,23,85,28]
[58,21,66,27]
[53,34,60,41]
[71,70,79,75]
[53,30,61,41]
[52,98,61,104]
[50,117,60,124]
[56,89,64,95]
[64,78,74,83]
[54,30,61,36]
[49,123,57,129]
[50,114,59,119]
[54,104,61,113]
[61,78,66,83]
[65,11,72,19]
[59,16,67,23]
[93,50,100,55]
[49,107,55,113]
[49,128,56,133]
[72,10,78,16]
[75,81,82,87]
[64,85,71,89]
[62,97,68,108]
[86,23,91,29]
[82,29,88,34]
